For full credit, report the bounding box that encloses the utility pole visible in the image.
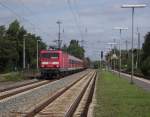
[80,28,87,49]
[125,40,128,51]
[23,37,26,69]
[37,40,39,70]
[124,40,129,70]
[110,44,113,70]
[113,39,116,71]
[80,40,85,48]
[100,51,103,73]
[125,40,129,58]
[136,27,141,69]
[56,20,62,49]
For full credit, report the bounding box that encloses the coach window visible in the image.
[69,59,72,64]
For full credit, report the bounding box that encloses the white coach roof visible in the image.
[68,55,83,62]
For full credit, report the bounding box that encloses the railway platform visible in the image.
[112,70,150,91]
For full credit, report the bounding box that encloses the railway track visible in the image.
[0,72,75,100]
[0,80,40,92]
[0,72,89,100]
[0,80,53,100]
[23,70,96,117]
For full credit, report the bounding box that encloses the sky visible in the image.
[0,0,150,60]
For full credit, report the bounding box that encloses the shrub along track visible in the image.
[23,70,97,117]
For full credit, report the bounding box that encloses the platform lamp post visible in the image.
[114,27,128,78]
[121,4,146,84]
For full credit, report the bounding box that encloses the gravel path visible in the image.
[0,70,90,117]
[113,70,150,91]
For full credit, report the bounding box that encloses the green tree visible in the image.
[92,61,100,69]
[7,20,20,37]
[25,34,46,68]
[67,40,85,59]
[7,20,21,68]
[0,20,47,72]
[83,57,91,68]
[0,26,6,38]
[141,56,150,76]
[140,32,150,76]
[0,38,18,71]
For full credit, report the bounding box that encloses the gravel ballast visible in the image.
[0,70,89,117]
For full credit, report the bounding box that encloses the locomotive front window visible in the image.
[40,53,50,58]
[51,53,59,59]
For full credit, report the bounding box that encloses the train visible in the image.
[39,49,86,78]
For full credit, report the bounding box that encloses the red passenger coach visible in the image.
[40,49,84,77]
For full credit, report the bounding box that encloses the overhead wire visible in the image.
[0,0,38,33]
[0,0,89,48]
[73,0,87,33]
[70,0,88,48]
[1,0,55,40]
[18,0,56,39]
[67,0,84,41]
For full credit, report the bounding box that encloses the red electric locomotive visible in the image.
[39,49,84,77]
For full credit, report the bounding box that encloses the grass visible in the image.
[0,72,26,82]
[94,70,150,117]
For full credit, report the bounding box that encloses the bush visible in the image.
[2,72,25,81]
[141,56,150,76]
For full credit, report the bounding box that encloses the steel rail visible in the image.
[0,80,51,100]
[24,71,93,117]
[64,71,96,117]
[0,80,40,93]
[78,72,97,116]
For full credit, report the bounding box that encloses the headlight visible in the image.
[42,62,48,65]
[52,62,59,65]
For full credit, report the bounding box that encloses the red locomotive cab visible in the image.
[40,50,60,69]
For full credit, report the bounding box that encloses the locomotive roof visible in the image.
[40,50,61,53]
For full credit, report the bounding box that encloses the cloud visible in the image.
[0,0,149,60]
